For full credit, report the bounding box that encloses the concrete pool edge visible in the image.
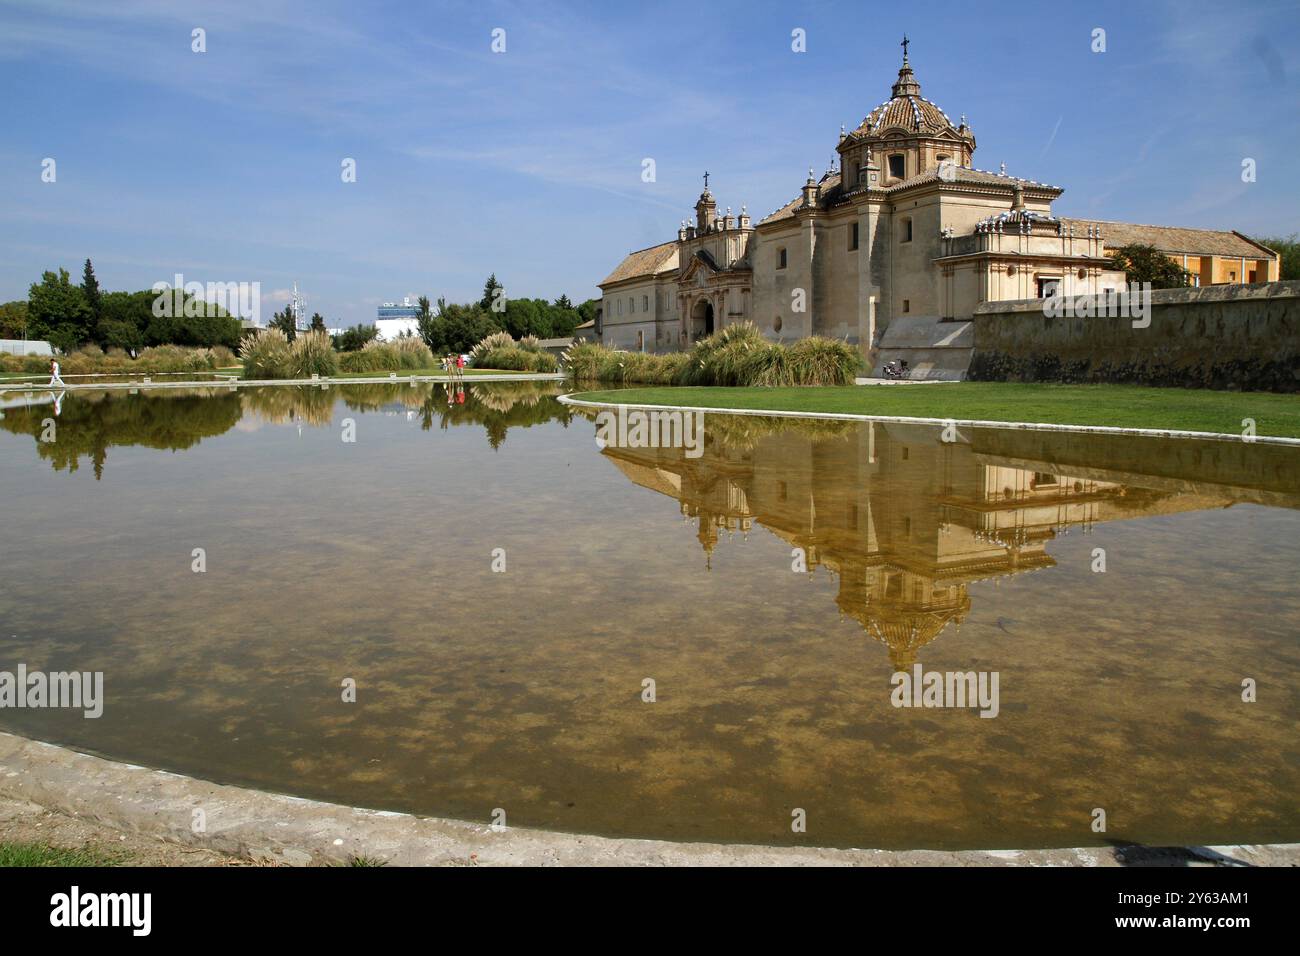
[558,394,1300,447]
[3,733,1296,867]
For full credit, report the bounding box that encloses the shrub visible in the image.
[469,330,516,366]
[240,328,292,379]
[289,331,338,378]
[563,326,860,387]
[528,350,559,373]
[339,344,395,373]
[562,341,607,380]
[476,345,532,371]
[787,336,860,385]
[210,345,237,368]
[393,336,434,369]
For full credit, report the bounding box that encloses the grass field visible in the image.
[0,840,126,867]
[570,383,1300,439]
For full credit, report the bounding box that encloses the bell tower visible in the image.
[695,171,717,232]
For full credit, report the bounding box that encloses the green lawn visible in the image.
[0,840,126,867]
[570,383,1300,439]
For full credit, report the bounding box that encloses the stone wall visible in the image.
[969,282,1300,392]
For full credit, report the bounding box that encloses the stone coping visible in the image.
[974,280,1300,315]
[559,395,1300,447]
[0,373,566,395]
[2,732,1293,867]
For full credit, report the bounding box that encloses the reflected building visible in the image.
[599,417,1300,669]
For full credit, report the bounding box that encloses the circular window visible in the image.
[1006,265,1015,277]
[774,316,783,333]
[1077,268,1087,280]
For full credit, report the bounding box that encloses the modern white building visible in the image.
[375,297,421,341]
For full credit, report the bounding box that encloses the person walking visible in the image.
[48,357,66,387]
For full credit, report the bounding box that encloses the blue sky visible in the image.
[0,0,1296,325]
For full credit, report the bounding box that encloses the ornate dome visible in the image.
[853,56,957,137]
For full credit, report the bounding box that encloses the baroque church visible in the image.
[596,43,1279,378]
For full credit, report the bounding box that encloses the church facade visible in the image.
[596,46,1279,377]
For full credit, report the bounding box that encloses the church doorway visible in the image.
[691,299,715,340]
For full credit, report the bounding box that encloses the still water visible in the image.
[1,382,1297,850]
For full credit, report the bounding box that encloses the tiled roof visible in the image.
[599,241,679,287]
[1063,219,1277,259]
[856,94,953,136]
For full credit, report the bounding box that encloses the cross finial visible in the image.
[901,35,909,63]
[703,170,710,190]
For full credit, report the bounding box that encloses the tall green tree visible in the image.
[309,311,326,333]
[81,258,102,323]
[480,273,503,310]
[268,304,297,342]
[28,268,93,351]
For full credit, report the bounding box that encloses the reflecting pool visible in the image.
[1,382,1297,850]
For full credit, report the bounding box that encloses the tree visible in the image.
[333,324,378,351]
[0,300,29,340]
[1252,234,1299,281]
[309,312,326,333]
[97,290,149,352]
[268,304,297,342]
[1105,244,1191,289]
[554,294,572,310]
[416,295,439,351]
[81,259,102,323]
[28,268,93,350]
[480,273,503,310]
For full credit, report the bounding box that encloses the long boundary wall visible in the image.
[969,282,1299,392]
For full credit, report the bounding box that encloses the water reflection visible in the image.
[595,413,1300,671]
[0,387,1296,850]
[0,382,574,477]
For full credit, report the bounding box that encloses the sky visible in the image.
[0,0,1296,326]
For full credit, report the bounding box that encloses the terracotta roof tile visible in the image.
[598,241,679,287]
[1065,219,1277,259]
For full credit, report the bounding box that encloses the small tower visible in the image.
[695,171,717,232]
[801,167,819,208]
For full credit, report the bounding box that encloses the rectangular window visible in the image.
[629,297,635,313]
[889,154,905,179]
[1037,277,1061,298]
[849,222,859,251]
[778,248,787,269]
[902,299,910,313]
[643,294,649,312]
[901,218,912,243]
[636,330,644,352]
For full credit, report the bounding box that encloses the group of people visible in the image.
[443,353,465,382]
